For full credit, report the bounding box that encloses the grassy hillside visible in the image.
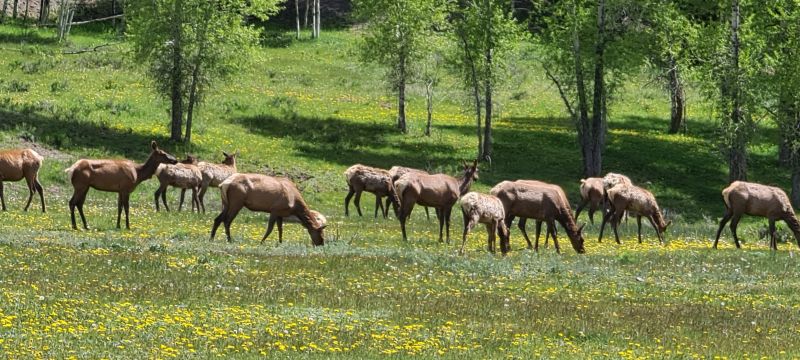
[0,22,799,359]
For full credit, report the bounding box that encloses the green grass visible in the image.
[0,22,798,358]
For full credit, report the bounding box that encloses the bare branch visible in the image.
[542,63,576,119]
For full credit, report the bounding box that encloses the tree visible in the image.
[537,0,645,177]
[127,0,281,143]
[354,0,446,133]
[451,0,522,161]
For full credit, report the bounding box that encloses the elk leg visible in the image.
[534,220,544,248]
[261,214,277,244]
[713,210,732,249]
[0,182,5,211]
[517,218,534,250]
[460,210,475,255]
[399,197,415,241]
[211,207,227,240]
[35,178,45,213]
[77,200,89,230]
[161,185,170,212]
[445,207,453,244]
[612,208,624,245]
[198,183,208,214]
[646,215,662,244]
[574,199,587,222]
[598,209,614,243]
[277,217,284,243]
[588,202,597,225]
[486,223,496,254]
[729,213,743,249]
[179,188,186,211]
[769,219,777,251]
[344,186,355,216]
[374,195,383,218]
[637,216,643,243]
[24,176,35,211]
[353,191,364,217]
[116,194,124,229]
[437,207,445,243]
[122,192,131,230]
[191,187,200,213]
[425,206,431,221]
[223,205,243,243]
[549,220,561,254]
[154,186,163,211]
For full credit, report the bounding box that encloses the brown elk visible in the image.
[197,152,237,213]
[395,160,479,242]
[575,177,603,224]
[0,148,45,212]
[598,182,671,244]
[210,173,325,245]
[714,181,800,250]
[261,209,328,244]
[344,164,400,218]
[459,191,510,255]
[65,141,177,230]
[387,166,432,220]
[490,180,586,254]
[154,155,202,212]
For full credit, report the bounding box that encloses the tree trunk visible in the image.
[12,0,18,18]
[397,55,407,133]
[727,0,746,182]
[170,0,184,142]
[791,114,800,207]
[23,0,29,21]
[459,31,482,158]
[792,165,800,208]
[1,0,8,23]
[38,0,50,24]
[425,80,433,136]
[315,0,321,38]
[667,55,686,134]
[295,0,300,39]
[186,63,199,143]
[311,0,317,38]
[582,0,607,177]
[482,49,493,162]
[304,0,309,28]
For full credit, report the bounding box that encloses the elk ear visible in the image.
[578,223,586,233]
[665,220,672,228]
[222,151,230,157]
[151,141,158,150]
[234,150,240,157]
[472,159,478,167]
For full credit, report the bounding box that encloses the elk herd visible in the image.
[2,142,800,253]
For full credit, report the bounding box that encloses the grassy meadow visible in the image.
[0,22,799,359]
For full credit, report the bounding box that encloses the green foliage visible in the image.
[126,0,280,141]
[354,0,447,93]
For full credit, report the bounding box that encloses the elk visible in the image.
[197,152,237,213]
[0,148,45,212]
[396,160,479,243]
[154,155,202,212]
[387,166,432,220]
[490,180,586,254]
[598,182,671,244]
[575,177,604,224]
[261,209,328,244]
[210,173,325,245]
[344,164,400,218]
[714,181,800,250]
[459,191,510,255]
[65,141,177,230]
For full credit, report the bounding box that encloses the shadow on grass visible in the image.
[0,27,58,46]
[0,103,180,161]
[234,113,464,170]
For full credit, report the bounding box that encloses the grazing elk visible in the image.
[491,180,586,254]
[0,148,45,212]
[65,141,177,230]
[154,155,203,212]
[261,209,328,244]
[344,164,400,218]
[598,182,671,244]
[395,160,479,243]
[197,152,238,213]
[387,166,432,220]
[210,173,325,245]
[575,177,603,224]
[459,192,510,255]
[714,181,800,250]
